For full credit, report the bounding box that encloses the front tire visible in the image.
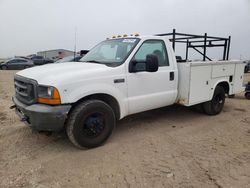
[66,100,116,149]
[203,86,225,115]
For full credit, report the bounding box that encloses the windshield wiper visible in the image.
[86,60,104,64]
[84,60,111,67]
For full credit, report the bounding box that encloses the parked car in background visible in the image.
[30,55,53,65]
[79,50,89,56]
[15,56,30,60]
[0,58,34,70]
[245,81,250,99]
[54,55,82,63]
[244,60,250,73]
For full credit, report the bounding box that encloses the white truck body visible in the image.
[13,35,245,148]
[17,36,245,119]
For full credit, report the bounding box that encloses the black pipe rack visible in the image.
[156,29,231,61]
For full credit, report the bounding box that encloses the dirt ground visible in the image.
[0,70,249,188]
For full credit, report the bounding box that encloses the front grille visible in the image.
[14,76,37,105]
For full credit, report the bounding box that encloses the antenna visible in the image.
[74,26,77,59]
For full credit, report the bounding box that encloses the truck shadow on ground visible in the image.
[116,104,203,134]
[18,104,203,151]
[58,105,205,149]
[227,95,248,101]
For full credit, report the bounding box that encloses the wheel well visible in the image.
[72,94,120,120]
[217,81,229,94]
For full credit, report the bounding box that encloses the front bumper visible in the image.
[12,96,71,132]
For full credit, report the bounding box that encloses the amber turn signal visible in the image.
[38,88,61,105]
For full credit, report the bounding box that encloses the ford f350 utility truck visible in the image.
[12,31,245,148]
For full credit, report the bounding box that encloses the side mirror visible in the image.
[129,54,159,73]
[145,54,158,72]
[129,59,144,73]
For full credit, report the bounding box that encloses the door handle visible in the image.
[170,72,175,81]
[114,78,125,83]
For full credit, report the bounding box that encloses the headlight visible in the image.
[37,85,61,105]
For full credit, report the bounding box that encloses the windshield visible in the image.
[80,38,140,66]
[55,56,75,63]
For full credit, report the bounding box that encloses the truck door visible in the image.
[127,39,178,115]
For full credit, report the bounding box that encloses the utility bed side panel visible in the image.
[176,63,190,105]
[177,60,245,107]
[189,65,211,105]
[212,64,235,78]
[177,62,212,106]
[233,63,245,94]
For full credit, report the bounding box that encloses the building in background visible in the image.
[37,49,74,60]
[0,58,7,63]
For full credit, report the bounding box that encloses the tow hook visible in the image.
[10,105,16,109]
[20,116,28,122]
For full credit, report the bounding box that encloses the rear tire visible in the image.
[245,92,250,100]
[244,67,247,73]
[203,86,225,115]
[66,100,116,149]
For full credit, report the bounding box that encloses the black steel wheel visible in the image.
[66,100,116,149]
[203,86,225,115]
[83,112,105,138]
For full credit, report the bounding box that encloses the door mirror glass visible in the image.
[145,54,158,72]
[129,54,158,73]
[129,59,145,72]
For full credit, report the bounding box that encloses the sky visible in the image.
[0,0,250,60]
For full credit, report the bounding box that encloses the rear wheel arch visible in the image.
[215,81,229,94]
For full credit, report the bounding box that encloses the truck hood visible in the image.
[16,62,111,85]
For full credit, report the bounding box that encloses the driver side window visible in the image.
[133,40,169,67]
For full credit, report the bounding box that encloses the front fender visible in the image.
[62,83,128,119]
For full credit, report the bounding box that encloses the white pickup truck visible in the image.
[12,35,245,148]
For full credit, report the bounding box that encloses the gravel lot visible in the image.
[0,70,250,188]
